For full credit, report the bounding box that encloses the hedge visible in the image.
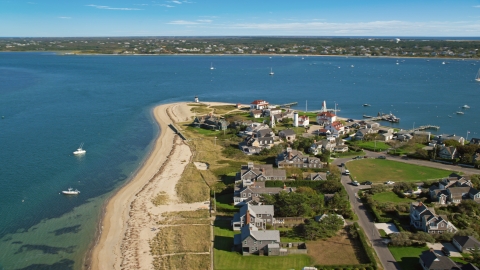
[353,222,378,270]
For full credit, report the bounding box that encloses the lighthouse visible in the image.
[194,96,199,103]
[293,112,299,127]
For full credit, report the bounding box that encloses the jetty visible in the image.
[405,125,440,133]
[279,102,298,108]
[363,112,400,123]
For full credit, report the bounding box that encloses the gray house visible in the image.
[276,148,322,169]
[278,129,296,142]
[233,226,281,255]
[419,249,459,270]
[191,114,228,130]
[453,235,480,253]
[410,202,457,234]
[232,204,275,231]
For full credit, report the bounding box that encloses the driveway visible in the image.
[427,242,462,257]
[375,223,400,235]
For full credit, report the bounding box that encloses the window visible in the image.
[254,240,257,245]
[243,193,246,198]
[248,193,251,197]
[257,214,261,218]
[244,240,247,245]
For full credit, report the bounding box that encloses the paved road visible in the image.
[334,151,479,270]
[334,155,401,270]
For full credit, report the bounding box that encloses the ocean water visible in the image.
[0,53,479,269]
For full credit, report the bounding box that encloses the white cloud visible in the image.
[156,4,175,7]
[473,5,480,8]
[86,4,142,11]
[197,19,212,23]
[58,16,71,19]
[170,0,182,4]
[168,20,200,25]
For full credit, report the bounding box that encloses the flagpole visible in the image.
[466,131,470,141]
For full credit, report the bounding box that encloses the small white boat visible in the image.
[351,65,354,68]
[475,68,480,82]
[73,143,86,155]
[363,104,371,107]
[456,111,464,115]
[269,68,274,76]
[210,63,215,70]
[62,188,80,195]
[462,105,470,109]
[442,61,446,65]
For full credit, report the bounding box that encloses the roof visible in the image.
[419,249,459,269]
[239,226,280,242]
[238,204,274,219]
[317,111,336,117]
[251,100,268,105]
[453,235,480,249]
[279,129,296,136]
[462,263,480,270]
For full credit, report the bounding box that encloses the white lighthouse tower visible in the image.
[270,114,275,128]
[194,96,199,103]
[293,112,299,127]
[321,100,327,112]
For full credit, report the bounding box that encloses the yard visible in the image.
[214,220,313,270]
[352,140,390,152]
[372,191,414,203]
[389,246,429,270]
[347,159,453,182]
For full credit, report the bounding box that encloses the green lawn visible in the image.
[372,192,414,203]
[214,220,312,270]
[389,246,428,270]
[354,141,390,151]
[347,159,453,183]
[215,193,237,211]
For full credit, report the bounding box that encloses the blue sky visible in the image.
[1,0,480,37]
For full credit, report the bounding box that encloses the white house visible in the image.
[250,100,269,110]
[316,112,336,125]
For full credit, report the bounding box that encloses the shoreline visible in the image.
[89,102,183,270]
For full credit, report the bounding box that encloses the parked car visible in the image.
[351,181,359,186]
[344,170,350,175]
[377,156,386,159]
[441,247,451,257]
[362,181,373,185]
[385,181,395,185]
[340,163,345,167]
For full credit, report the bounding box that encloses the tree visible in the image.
[470,246,480,266]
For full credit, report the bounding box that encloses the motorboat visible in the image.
[62,188,80,195]
[456,111,464,115]
[73,143,86,155]
[363,104,371,107]
[462,105,470,109]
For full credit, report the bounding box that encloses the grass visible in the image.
[211,105,238,115]
[153,254,210,270]
[176,163,210,203]
[378,229,387,238]
[306,230,366,265]
[150,224,210,255]
[352,141,390,151]
[372,192,414,203]
[215,193,237,211]
[389,246,429,270]
[152,191,169,206]
[214,220,313,270]
[347,159,453,182]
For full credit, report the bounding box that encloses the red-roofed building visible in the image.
[298,115,310,127]
[316,111,337,125]
[250,100,269,110]
[325,121,345,137]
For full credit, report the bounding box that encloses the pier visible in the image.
[280,102,298,108]
[405,125,440,133]
[363,112,400,123]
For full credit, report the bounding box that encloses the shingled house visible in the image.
[232,204,275,231]
[429,174,480,205]
[233,225,282,256]
[191,114,228,130]
[276,148,322,169]
[410,202,457,234]
[234,181,295,206]
[419,249,459,270]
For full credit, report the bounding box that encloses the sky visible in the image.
[1,0,480,37]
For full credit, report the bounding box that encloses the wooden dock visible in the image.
[280,102,298,108]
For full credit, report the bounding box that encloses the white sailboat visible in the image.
[476,68,480,82]
[269,68,274,76]
[210,63,215,70]
[73,143,86,155]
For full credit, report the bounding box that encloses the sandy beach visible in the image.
[89,102,201,270]
[89,101,235,270]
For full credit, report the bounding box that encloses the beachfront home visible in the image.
[325,121,345,137]
[232,204,275,231]
[233,225,281,255]
[316,112,336,125]
[409,202,457,234]
[235,162,287,186]
[250,110,263,118]
[250,100,269,110]
[234,181,295,206]
[276,148,322,169]
[191,114,228,130]
[239,128,276,155]
[434,134,465,145]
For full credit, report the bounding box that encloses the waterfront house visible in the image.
[410,202,457,234]
[452,235,480,253]
[250,100,269,110]
[434,134,465,145]
[316,111,336,125]
[378,132,394,142]
[264,108,282,116]
[278,129,296,142]
[419,249,459,270]
[233,225,281,255]
[234,181,295,206]
[297,115,310,127]
[232,204,275,231]
[191,114,228,130]
[235,162,286,187]
[239,128,276,154]
[325,121,345,137]
[276,148,322,169]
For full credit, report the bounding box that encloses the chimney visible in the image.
[246,210,251,225]
[429,248,434,253]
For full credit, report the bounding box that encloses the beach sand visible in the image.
[89,101,233,270]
